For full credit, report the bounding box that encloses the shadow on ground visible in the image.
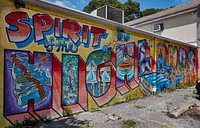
[179,107,200,121]
[39,116,90,128]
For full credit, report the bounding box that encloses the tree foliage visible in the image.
[83,0,122,13]
[122,0,141,22]
[83,0,166,22]
[141,8,165,17]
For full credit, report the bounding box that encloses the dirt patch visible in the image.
[178,107,200,120]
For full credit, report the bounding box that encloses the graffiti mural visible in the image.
[168,45,178,86]
[85,48,118,107]
[86,51,111,97]
[138,40,154,95]
[157,43,167,71]
[86,49,111,97]
[138,40,152,76]
[0,3,198,127]
[116,42,135,94]
[62,55,79,105]
[4,50,52,116]
[187,50,196,84]
[156,43,172,92]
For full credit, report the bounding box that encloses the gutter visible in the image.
[23,0,198,48]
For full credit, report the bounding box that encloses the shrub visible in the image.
[63,107,73,117]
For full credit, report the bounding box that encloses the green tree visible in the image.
[122,0,141,22]
[141,8,165,17]
[83,0,141,22]
[83,0,122,13]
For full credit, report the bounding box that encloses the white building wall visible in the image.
[135,12,197,45]
[162,23,196,43]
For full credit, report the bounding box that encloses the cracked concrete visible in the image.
[39,86,200,128]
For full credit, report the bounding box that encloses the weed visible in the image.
[193,90,196,94]
[192,95,198,98]
[82,123,94,128]
[134,105,145,109]
[91,108,101,112]
[122,119,137,128]
[74,112,80,115]
[166,102,173,105]
[183,94,189,100]
[5,118,38,128]
[111,114,122,120]
[118,116,122,120]
[112,114,116,116]
[169,86,176,91]
[105,113,122,122]
[185,94,189,97]
[63,107,73,117]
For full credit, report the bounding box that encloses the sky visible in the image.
[47,0,196,11]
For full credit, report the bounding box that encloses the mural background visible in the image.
[0,0,198,127]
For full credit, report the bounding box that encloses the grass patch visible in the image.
[122,119,137,128]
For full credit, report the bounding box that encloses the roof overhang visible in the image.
[23,0,198,49]
[131,7,197,27]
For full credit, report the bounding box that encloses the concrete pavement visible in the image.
[39,86,200,128]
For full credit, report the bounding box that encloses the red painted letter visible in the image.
[33,14,53,41]
[62,19,80,43]
[55,18,60,38]
[82,25,89,44]
[91,27,106,47]
[6,12,31,43]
